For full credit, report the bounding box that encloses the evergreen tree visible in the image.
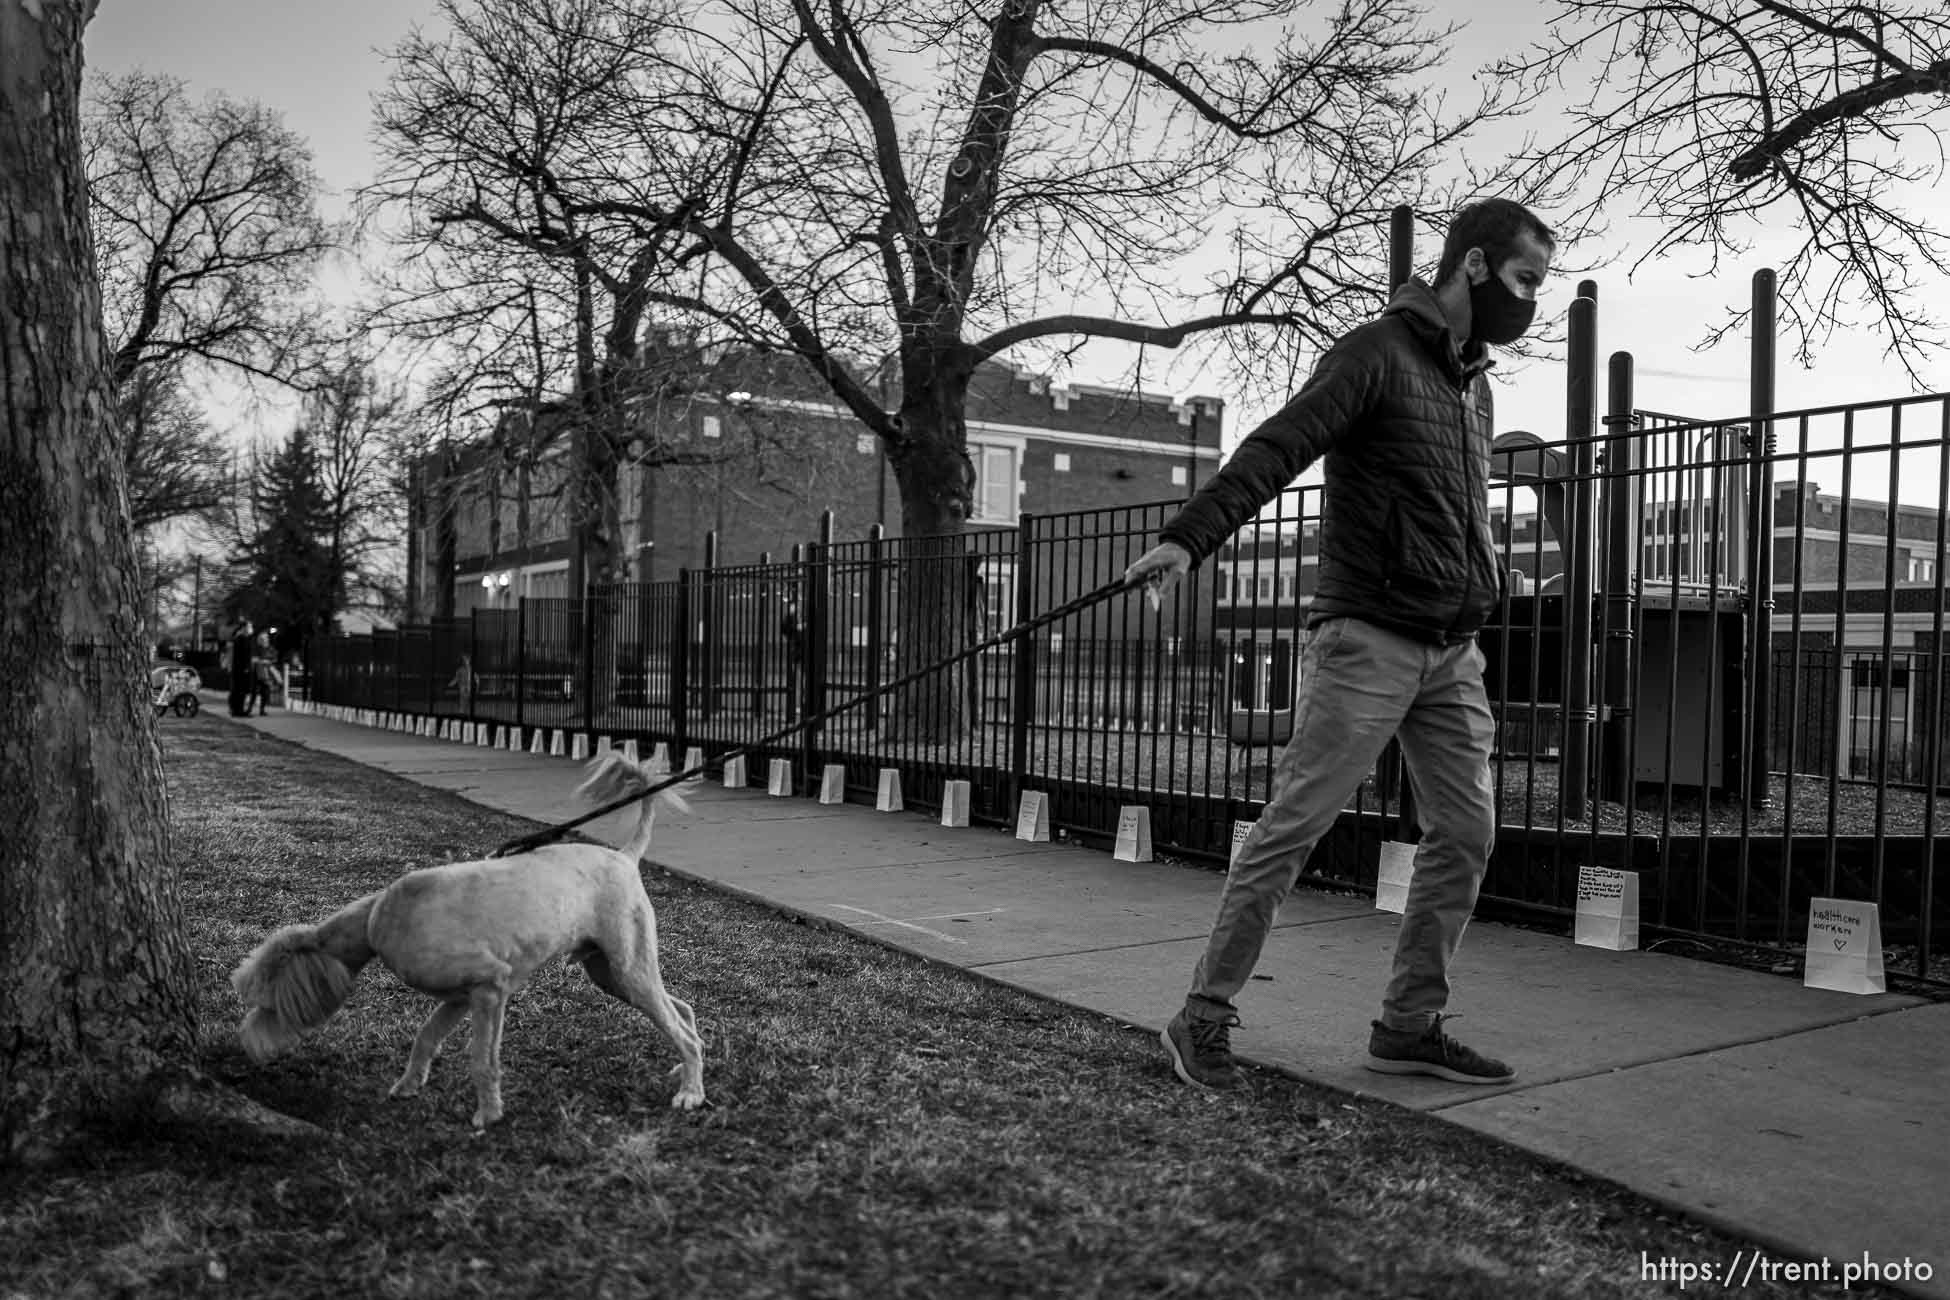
[234,425,340,655]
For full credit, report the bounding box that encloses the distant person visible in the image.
[780,599,805,720]
[251,629,282,715]
[228,619,255,718]
[448,653,474,714]
[1128,197,1556,1093]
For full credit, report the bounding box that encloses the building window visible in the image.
[536,495,568,543]
[456,492,491,554]
[1845,652,1912,778]
[1053,452,1071,472]
[1909,554,1935,583]
[702,414,722,439]
[970,442,1020,523]
[1172,466,1188,487]
[976,558,1016,632]
[856,432,875,454]
[522,563,571,601]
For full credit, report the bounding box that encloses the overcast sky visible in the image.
[83,2,1949,479]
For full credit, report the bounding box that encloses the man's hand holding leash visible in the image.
[1123,541,1192,612]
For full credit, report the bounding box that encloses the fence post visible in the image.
[1746,268,1778,807]
[467,609,480,725]
[514,597,527,733]
[805,512,834,791]
[865,522,885,735]
[1009,512,1039,806]
[772,546,787,718]
[1562,293,1600,822]
[702,530,719,723]
[671,569,691,756]
[578,579,595,734]
[1599,351,1640,803]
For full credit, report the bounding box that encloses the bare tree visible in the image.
[85,69,338,389]
[1493,1,1950,377]
[369,0,1520,737]
[303,353,418,618]
[117,357,233,532]
[0,0,309,1163]
[368,0,732,599]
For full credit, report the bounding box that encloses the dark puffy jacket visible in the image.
[1160,280,1501,645]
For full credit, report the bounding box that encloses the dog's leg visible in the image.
[389,1000,467,1099]
[466,984,509,1128]
[588,909,706,1111]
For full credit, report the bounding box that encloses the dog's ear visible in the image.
[574,751,636,804]
[270,946,357,1032]
[238,1006,301,1062]
[233,924,359,1034]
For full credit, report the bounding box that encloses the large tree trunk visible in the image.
[886,355,978,743]
[0,0,195,1161]
[0,0,310,1164]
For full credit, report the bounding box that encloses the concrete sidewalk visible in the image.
[226,702,1949,1299]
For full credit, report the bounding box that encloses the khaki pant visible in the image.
[1187,616,1498,1032]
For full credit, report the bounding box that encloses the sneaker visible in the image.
[1365,1015,1514,1085]
[1161,1009,1242,1091]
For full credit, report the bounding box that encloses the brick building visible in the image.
[409,354,1224,623]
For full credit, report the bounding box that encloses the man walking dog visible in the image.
[1125,198,1555,1091]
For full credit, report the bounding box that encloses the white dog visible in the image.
[230,752,704,1127]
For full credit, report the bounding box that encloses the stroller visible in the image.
[150,664,202,718]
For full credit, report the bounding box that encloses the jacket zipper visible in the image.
[1452,379,1476,641]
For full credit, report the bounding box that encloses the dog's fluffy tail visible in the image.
[230,894,378,1063]
[576,751,690,863]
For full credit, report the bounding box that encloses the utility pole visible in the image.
[191,554,203,650]
[1186,402,1200,498]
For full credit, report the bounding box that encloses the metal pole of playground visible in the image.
[1600,350,1640,804]
[1746,270,1778,808]
[1562,291,1600,822]
[1385,204,1418,841]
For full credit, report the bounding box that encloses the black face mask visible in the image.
[1468,268,1536,346]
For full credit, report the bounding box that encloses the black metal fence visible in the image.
[310,390,1950,982]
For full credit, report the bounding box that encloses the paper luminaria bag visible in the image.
[1804,897,1885,994]
[1229,819,1255,869]
[1573,865,1640,951]
[1374,841,1414,914]
[1113,806,1153,862]
[1015,790,1050,842]
[940,779,971,828]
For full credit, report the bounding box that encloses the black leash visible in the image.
[488,572,1147,857]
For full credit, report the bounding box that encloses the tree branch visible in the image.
[549,194,895,439]
[1729,58,1950,179]
[1033,34,1312,139]
[971,309,1297,364]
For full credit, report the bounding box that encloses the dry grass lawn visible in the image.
[0,715,1906,1298]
